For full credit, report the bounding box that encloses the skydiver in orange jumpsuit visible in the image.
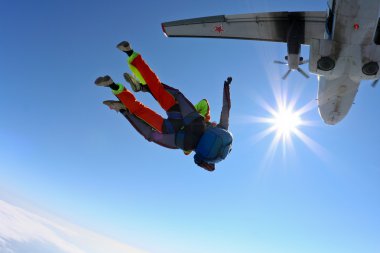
[95,41,233,171]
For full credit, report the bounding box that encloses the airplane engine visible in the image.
[273,17,310,79]
[317,56,335,71]
[362,62,379,76]
[309,39,337,76]
[286,17,304,70]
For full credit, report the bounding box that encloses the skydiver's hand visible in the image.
[224,77,232,85]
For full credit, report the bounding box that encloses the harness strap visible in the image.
[175,130,186,150]
[163,120,175,134]
[174,112,205,150]
[167,111,182,120]
[183,111,201,125]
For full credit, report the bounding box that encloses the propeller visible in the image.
[371,79,379,88]
[297,67,310,79]
[274,57,310,80]
[282,69,292,80]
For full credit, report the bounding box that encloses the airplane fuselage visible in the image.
[309,0,380,124]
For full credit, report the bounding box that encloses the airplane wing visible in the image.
[162,11,327,45]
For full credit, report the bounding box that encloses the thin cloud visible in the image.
[0,200,148,253]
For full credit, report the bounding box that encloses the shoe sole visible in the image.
[116,41,131,52]
[123,73,141,92]
[103,100,126,111]
[95,75,112,86]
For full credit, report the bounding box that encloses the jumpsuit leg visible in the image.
[120,109,178,149]
[129,53,177,111]
[163,83,199,119]
[115,87,164,133]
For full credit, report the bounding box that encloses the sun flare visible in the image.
[272,106,302,137]
[248,82,326,164]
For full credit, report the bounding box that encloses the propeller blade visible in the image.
[274,60,288,65]
[372,79,379,88]
[297,67,310,78]
[282,69,292,80]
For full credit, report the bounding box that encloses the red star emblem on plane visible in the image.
[214,24,224,34]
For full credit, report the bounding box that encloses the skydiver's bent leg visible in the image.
[112,84,165,133]
[128,52,177,111]
[162,83,199,119]
[120,109,178,149]
[96,75,185,135]
[117,42,176,111]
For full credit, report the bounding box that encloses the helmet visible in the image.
[194,127,233,164]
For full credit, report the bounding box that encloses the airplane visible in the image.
[161,0,380,125]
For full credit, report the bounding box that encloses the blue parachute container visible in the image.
[195,126,233,164]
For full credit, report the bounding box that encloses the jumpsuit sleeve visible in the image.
[218,77,232,130]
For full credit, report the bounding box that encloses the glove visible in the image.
[194,154,215,172]
[224,77,232,85]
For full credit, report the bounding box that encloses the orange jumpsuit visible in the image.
[112,52,230,153]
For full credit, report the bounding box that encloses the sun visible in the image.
[248,83,326,163]
[272,105,302,137]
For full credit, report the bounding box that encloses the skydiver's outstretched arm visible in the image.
[218,77,232,130]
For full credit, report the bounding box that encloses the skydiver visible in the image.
[95,41,233,171]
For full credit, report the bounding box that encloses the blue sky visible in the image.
[1,0,380,253]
